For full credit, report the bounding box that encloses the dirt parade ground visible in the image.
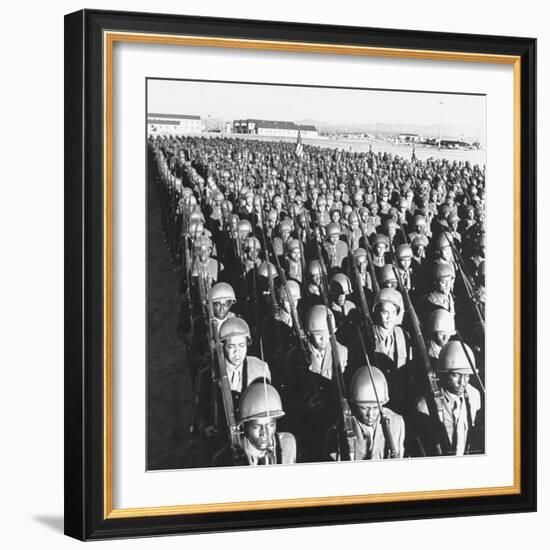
[147,174,209,470]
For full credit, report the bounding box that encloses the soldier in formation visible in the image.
[148,133,486,466]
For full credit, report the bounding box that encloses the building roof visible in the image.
[147,119,181,125]
[148,113,201,120]
[298,124,317,132]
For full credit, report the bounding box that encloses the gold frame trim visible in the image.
[103,31,522,520]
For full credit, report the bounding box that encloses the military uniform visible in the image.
[324,410,405,460]
[283,341,348,462]
[212,432,297,466]
[415,385,482,456]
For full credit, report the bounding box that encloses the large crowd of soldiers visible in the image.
[148,133,486,467]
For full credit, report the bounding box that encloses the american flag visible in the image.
[295,129,304,158]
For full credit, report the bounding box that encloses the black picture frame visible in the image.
[64,8,536,541]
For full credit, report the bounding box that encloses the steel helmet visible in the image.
[396,244,413,260]
[307,260,322,276]
[372,233,389,247]
[353,247,367,260]
[348,211,359,224]
[258,261,278,279]
[379,264,398,285]
[305,305,336,333]
[279,219,293,232]
[326,222,340,236]
[188,220,204,235]
[244,236,261,251]
[194,235,213,250]
[287,238,301,252]
[435,232,453,250]
[384,221,398,234]
[413,214,427,226]
[189,210,204,223]
[343,204,353,215]
[373,288,402,314]
[239,383,285,423]
[316,196,327,207]
[330,273,352,295]
[350,366,389,405]
[277,280,301,302]
[211,282,236,303]
[433,263,455,280]
[267,209,279,222]
[435,341,475,374]
[219,317,251,341]
[412,235,429,248]
[427,309,456,334]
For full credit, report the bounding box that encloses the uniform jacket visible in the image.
[212,432,297,467]
[324,409,405,460]
[322,240,349,269]
[414,384,482,456]
[197,356,271,432]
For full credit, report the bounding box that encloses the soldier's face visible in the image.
[224,335,247,366]
[246,248,258,261]
[310,330,329,351]
[289,249,300,263]
[281,228,291,241]
[436,275,454,295]
[398,257,411,270]
[378,302,397,329]
[355,402,380,427]
[440,372,470,396]
[328,234,339,245]
[374,244,385,257]
[382,279,398,290]
[198,246,210,262]
[433,330,451,347]
[414,245,425,257]
[333,293,346,307]
[310,271,321,286]
[245,418,277,452]
[213,300,232,320]
[351,220,359,230]
[439,246,452,261]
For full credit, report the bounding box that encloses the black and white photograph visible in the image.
[146,78,487,471]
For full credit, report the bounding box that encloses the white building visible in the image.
[397,133,421,143]
[147,113,203,135]
[232,119,318,138]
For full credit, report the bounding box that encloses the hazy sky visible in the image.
[147,78,485,138]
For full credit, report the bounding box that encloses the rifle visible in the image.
[311,229,357,461]
[359,223,381,295]
[269,235,311,366]
[388,260,452,455]
[442,232,485,332]
[355,326,400,459]
[214,340,247,464]
[201,267,220,428]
